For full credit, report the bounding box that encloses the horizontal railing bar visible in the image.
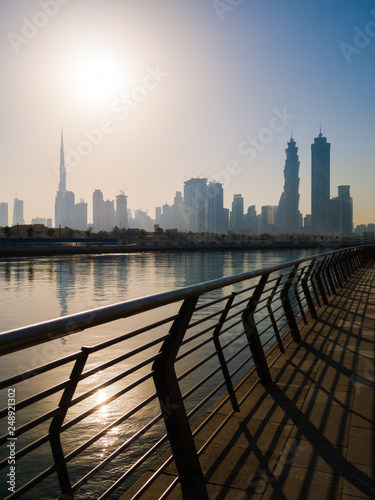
[70,357,158,410]
[88,315,179,353]
[0,430,51,470]
[193,294,232,312]
[63,373,157,434]
[177,350,220,382]
[0,351,80,389]
[98,434,171,500]
[80,334,169,380]
[187,379,228,421]
[218,317,243,335]
[176,335,214,363]
[128,454,176,500]
[4,462,56,500]
[257,323,274,337]
[186,309,225,329]
[0,248,344,355]
[0,379,69,420]
[229,352,255,379]
[72,415,168,493]
[220,329,247,352]
[0,405,59,456]
[180,323,218,347]
[63,392,159,466]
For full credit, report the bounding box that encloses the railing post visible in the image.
[310,260,322,308]
[152,296,206,493]
[267,276,285,353]
[331,253,343,289]
[302,259,318,319]
[280,264,301,342]
[324,254,337,295]
[212,293,240,412]
[339,251,349,282]
[293,268,307,324]
[315,259,329,305]
[242,274,272,384]
[49,346,91,500]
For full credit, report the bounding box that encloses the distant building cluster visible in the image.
[0,129,361,237]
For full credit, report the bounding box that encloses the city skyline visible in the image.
[0,129,358,235]
[1,1,374,226]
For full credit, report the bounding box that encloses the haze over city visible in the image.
[1,0,375,227]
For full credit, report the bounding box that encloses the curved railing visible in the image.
[0,245,373,499]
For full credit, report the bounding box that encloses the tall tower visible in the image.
[277,135,300,233]
[311,129,331,234]
[54,129,86,229]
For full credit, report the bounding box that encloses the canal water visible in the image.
[0,248,320,499]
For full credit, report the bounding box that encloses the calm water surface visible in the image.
[0,249,319,499]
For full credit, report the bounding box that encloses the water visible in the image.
[0,249,319,499]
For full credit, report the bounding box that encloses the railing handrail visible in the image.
[0,246,357,356]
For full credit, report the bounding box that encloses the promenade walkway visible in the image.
[124,263,375,499]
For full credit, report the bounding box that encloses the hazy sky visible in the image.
[1,0,374,226]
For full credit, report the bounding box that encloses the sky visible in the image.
[1,0,374,227]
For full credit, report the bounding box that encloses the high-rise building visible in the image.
[330,185,353,236]
[0,203,8,227]
[259,206,275,234]
[93,190,105,231]
[172,191,184,230]
[230,194,244,233]
[55,130,87,229]
[93,190,116,232]
[311,130,331,234]
[278,136,300,233]
[115,193,128,229]
[207,182,226,234]
[245,205,258,234]
[183,178,207,232]
[13,197,25,225]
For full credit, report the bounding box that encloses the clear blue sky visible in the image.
[1,0,374,225]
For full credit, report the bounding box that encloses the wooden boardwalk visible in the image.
[124,264,375,500]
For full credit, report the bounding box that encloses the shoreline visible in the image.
[0,241,355,258]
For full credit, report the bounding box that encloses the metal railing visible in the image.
[0,246,373,499]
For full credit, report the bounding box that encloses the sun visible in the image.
[68,51,130,107]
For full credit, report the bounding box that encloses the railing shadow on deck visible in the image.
[0,245,374,499]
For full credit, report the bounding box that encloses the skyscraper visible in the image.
[183,178,207,232]
[311,130,331,234]
[115,193,128,229]
[230,194,244,233]
[13,197,25,225]
[93,190,115,232]
[55,130,87,230]
[277,136,300,233]
[207,182,226,234]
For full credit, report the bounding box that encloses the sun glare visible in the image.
[69,52,130,106]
